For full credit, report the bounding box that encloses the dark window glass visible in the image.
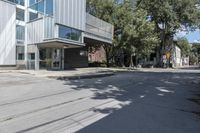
[59,26,71,40]
[28,53,35,60]
[58,25,82,42]
[16,46,25,60]
[29,12,38,21]
[18,53,24,60]
[16,8,25,21]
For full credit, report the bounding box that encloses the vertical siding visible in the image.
[86,13,113,42]
[0,1,16,65]
[44,17,54,39]
[54,0,86,31]
[27,19,44,44]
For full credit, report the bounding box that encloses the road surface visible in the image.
[0,69,200,133]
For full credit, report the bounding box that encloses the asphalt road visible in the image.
[0,69,200,133]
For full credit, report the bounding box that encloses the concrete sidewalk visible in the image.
[0,68,115,80]
[0,66,199,80]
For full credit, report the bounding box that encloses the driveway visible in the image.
[0,69,200,133]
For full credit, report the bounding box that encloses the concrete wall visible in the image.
[54,0,86,31]
[0,1,16,65]
[64,47,88,69]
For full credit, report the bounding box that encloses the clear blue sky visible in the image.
[176,29,200,43]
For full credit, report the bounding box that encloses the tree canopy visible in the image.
[175,38,190,57]
[87,0,159,66]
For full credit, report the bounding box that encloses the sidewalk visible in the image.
[0,66,199,80]
[0,68,115,80]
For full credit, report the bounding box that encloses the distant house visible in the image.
[172,45,182,68]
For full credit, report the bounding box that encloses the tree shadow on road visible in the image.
[60,71,200,133]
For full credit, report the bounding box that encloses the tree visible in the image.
[87,0,159,67]
[137,0,200,66]
[191,43,200,63]
[175,38,190,57]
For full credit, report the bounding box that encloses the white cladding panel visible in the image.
[0,1,16,65]
[54,0,86,31]
[27,19,44,44]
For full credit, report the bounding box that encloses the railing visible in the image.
[86,13,113,42]
[44,16,54,39]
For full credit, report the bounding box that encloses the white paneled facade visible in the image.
[27,18,44,44]
[0,0,113,69]
[54,0,86,31]
[0,1,16,65]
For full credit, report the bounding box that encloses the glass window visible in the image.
[29,0,44,13]
[58,25,82,42]
[37,0,44,13]
[16,8,25,21]
[7,0,24,6]
[28,53,35,60]
[16,46,25,60]
[29,0,53,16]
[16,0,24,6]
[29,0,35,5]
[59,26,71,40]
[29,12,38,21]
[16,25,25,41]
[46,0,53,15]
[80,50,88,56]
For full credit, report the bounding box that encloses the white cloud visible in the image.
[193,40,200,43]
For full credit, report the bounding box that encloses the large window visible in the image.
[46,0,53,16]
[7,0,24,6]
[16,46,25,60]
[16,0,24,6]
[16,25,25,41]
[29,0,53,16]
[58,25,82,42]
[29,12,38,21]
[16,8,25,21]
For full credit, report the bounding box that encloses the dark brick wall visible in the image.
[64,47,88,69]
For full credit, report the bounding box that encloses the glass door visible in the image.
[52,48,61,70]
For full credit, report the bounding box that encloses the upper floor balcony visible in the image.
[27,16,85,48]
[85,13,114,44]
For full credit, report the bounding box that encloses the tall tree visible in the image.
[137,0,200,66]
[87,0,159,67]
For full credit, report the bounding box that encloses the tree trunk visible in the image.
[103,44,112,68]
[129,54,134,67]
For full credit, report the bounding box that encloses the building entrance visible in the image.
[39,48,63,70]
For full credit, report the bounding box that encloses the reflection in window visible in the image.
[46,0,53,16]
[7,0,25,6]
[58,25,82,42]
[16,0,24,6]
[29,0,53,16]
[16,8,25,21]
[29,12,38,21]
[16,25,25,41]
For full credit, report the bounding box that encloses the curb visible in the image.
[48,72,115,80]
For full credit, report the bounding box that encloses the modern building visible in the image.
[0,0,113,70]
